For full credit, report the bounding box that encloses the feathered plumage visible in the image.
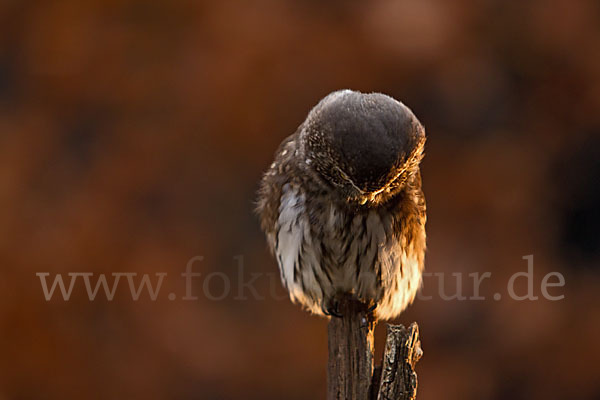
[257,90,426,320]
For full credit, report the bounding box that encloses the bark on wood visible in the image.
[327,294,422,400]
[374,323,422,400]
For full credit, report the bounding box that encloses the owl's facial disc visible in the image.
[303,90,425,205]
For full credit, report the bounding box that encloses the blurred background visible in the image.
[1,0,599,399]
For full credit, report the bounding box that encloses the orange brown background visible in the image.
[1,1,599,399]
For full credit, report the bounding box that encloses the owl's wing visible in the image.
[256,133,299,253]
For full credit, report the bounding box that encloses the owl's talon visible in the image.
[324,299,343,318]
[329,307,343,318]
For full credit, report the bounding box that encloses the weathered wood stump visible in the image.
[327,294,422,400]
[374,323,422,400]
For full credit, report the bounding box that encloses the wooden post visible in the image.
[327,294,422,400]
[327,294,376,400]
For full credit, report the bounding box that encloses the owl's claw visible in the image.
[329,307,343,318]
[323,299,343,318]
[367,303,378,314]
[324,298,376,318]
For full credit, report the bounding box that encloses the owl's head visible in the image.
[300,90,425,207]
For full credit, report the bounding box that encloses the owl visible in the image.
[256,90,426,320]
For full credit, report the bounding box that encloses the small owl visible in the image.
[257,90,426,320]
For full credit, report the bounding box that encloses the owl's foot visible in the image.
[324,296,377,318]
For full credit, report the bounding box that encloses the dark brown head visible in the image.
[299,90,425,206]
